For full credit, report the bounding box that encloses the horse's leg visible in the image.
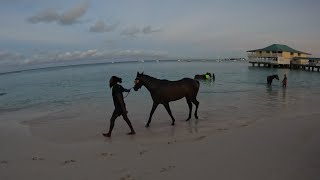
[163,103,175,126]
[185,98,192,121]
[191,98,199,119]
[146,102,159,127]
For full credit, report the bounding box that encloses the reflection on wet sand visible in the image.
[282,87,287,101]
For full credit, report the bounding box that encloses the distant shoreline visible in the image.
[0,59,246,76]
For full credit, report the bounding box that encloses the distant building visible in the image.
[247,44,311,66]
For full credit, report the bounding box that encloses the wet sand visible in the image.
[1,103,320,180]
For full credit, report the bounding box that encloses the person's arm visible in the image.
[120,85,130,92]
[123,88,130,92]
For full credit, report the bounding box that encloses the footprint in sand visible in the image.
[160,165,176,173]
[194,135,206,141]
[100,152,114,158]
[217,128,228,131]
[119,174,135,180]
[62,159,76,165]
[1,160,8,165]
[167,140,177,144]
[139,150,148,156]
[238,120,257,128]
[32,156,45,161]
[239,123,249,127]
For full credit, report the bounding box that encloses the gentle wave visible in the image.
[200,90,255,94]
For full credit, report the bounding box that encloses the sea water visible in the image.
[0,61,319,141]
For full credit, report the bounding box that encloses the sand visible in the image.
[1,106,320,180]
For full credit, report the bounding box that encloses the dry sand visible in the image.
[1,107,320,180]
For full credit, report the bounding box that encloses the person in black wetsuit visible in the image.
[102,76,135,137]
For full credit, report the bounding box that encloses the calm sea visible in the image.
[1,61,319,127]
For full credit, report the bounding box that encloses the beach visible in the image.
[1,87,320,180]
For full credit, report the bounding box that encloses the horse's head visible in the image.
[274,75,279,80]
[133,72,144,91]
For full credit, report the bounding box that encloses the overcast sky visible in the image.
[0,0,320,70]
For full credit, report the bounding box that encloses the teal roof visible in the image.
[247,44,311,55]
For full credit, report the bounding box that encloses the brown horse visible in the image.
[267,74,279,85]
[133,72,200,127]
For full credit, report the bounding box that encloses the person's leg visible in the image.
[102,112,118,137]
[122,114,135,135]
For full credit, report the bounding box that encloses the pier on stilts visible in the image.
[250,61,320,72]
[247,44,320,73]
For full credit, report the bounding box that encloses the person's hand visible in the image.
[124,110,128,114]
[127,89,131,92]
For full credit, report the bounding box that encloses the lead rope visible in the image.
[123,87,133,98]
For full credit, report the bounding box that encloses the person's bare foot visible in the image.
[126,131,135,135]
[102,133,111,137]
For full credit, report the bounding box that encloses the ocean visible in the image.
[1,60,320,141]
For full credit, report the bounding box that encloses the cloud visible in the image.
[0,51,25,65]
[59,2,89,25]
[0,49,168,66]
[27,9,60,23]
[89,21,118,33]
[121,25,160,37]
[142,26,161,34]
[120,27,140,37]
[56,49,98,61]
[27,1,89,25]
[100,49,167,59]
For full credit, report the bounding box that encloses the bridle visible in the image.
[124,79,140,98]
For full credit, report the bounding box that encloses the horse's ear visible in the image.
[142,71,144,75]
[137,72,140,76]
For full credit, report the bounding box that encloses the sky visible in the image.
[0,0,320,71]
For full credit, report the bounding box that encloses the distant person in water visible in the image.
[205,72,211,79]
[102,76,135,137]
[282,74,287,88]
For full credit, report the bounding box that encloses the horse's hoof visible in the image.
[195,115,199,119]
[145,124,150,128]
[171,123,175,126]
[186,119,190,121]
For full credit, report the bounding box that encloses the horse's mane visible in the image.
[141,74,170,82]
